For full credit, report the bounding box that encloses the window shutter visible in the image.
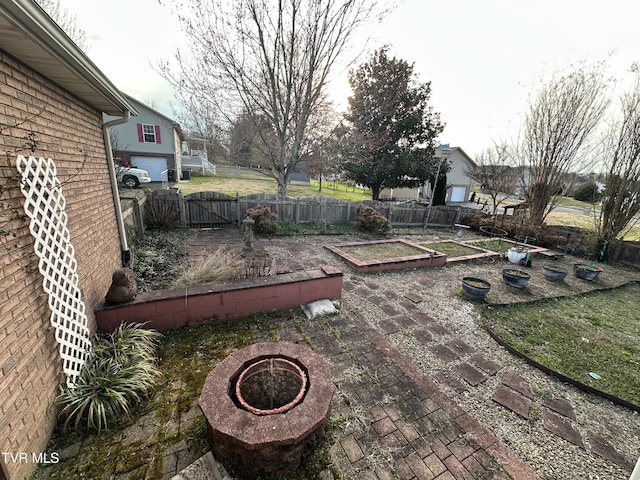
[137,123,143,142]
[155,125,162,144]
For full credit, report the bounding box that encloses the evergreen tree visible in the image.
[339,47,444,200]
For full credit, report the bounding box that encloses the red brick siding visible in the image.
[0,50,122,479]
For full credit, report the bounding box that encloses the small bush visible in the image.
[572,181,602,203]
[354,204,391,234]
[245,205,279,236]
[57,323,162,432]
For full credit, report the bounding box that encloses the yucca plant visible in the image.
[56,323,162,432]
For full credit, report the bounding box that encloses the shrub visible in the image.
[572,181,602,203]
[245,205,279,236]
[56,323,162,432]
[354,204,391,234]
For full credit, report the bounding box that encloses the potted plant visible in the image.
[461,277,491,301]
[502,268,531,288]
[541,264,567,281]
[573,263,602,281]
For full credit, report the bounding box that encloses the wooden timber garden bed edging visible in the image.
[324,238,447,273]
[95,266,343,333]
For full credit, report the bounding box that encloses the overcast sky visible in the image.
[58,0,640,158]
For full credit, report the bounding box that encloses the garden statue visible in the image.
[243,217,255,252]
[105,268,137,303]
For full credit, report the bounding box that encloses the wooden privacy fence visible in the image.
[149,190,470,228]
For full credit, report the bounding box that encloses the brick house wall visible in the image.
[0,50,122,479]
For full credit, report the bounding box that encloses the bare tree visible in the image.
[516,65,610,225]
[161,0,381,197]
[465,144,514,215]
[596,68,640,255]
[36,0,89,52]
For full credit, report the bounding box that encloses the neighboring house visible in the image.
[106,95,184,181]
[381,145,476,203]
[0,2,137,479]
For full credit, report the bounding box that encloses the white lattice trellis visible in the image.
[16,155,92,387]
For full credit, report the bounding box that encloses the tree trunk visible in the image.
[371,185,381,200]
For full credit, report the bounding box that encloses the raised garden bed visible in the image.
[325,239,446,273]
[466,238,547,256]
[422,240,499,263]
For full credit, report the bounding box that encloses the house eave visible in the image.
[0,0,138,116]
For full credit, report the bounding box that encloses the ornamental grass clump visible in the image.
[56,323,162,432]
[172,249,242,287]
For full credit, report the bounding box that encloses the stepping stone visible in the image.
[413,328,432,345]
[542,409,584,448]
[587,431,634,470]
[501,372,533,399]
[429,344,460,363]
[455,363,489,387]
[492,385,531,419]
[379,303,398,316]
[542,397,576,420]
[470,354,503,375]
[446,338,475,356]
[435,372,469,394]
[403,292,423,304]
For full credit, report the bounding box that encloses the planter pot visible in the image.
[461,277,491,301]
[502,268,531,289]
[541,265,567,281]
[507,248,528,265]
[573,263,602,281]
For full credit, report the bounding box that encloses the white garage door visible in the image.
[450,186,467,202]
[130,156,168,181]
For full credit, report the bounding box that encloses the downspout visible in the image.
[103,111,132,268]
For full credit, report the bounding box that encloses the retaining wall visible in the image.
[95,266,343,333]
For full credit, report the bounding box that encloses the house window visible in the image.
[137,123,162,144]
[143,124,156,142]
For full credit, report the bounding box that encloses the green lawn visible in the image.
[482,283,640,407]
[181,176,370,202]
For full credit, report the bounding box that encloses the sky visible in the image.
[57,0,640,158]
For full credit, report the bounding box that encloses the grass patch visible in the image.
[466,239,513,254]
[482,283,640,406]
[422,241,483,258]
[340,242,425,262]
[180,176,371,202]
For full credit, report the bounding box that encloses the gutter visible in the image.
[103,112,133,267]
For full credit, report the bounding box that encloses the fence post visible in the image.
[236,192,241,223]
[177,191,186,227]
[295,197,301,223]
[346,201,351,223]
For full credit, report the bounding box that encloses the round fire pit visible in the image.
[199,342,334,478]
[236,357,307,415]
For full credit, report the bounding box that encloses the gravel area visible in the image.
[197,229,640,479]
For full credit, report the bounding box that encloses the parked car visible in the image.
[115,164,151,188]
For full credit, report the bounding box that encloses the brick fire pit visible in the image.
[199,342,334,478]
